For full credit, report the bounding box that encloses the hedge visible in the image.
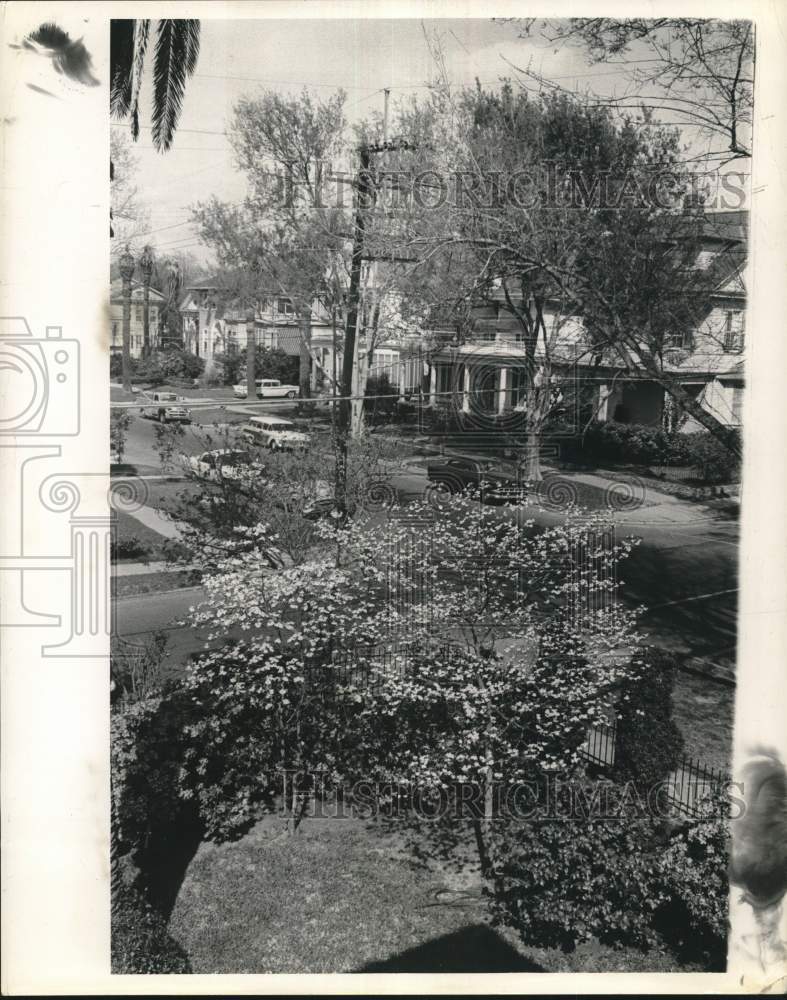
[111,688,204,869]
[489,781,668,953]
[109,349,205,385]
[489,779,729,966]
[614,647,686,800]
[582,422,740,482]
[111,689,203,968]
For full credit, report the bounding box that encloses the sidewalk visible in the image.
[556,470,725,526]
[112,560,200,577]
[417,442,738,527]
[124,503,187,540]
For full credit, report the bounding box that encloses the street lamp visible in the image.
[139,244,155,358]
[118,246,135,392]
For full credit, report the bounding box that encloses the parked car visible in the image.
[141,391,191,423]
[281,480,336,520]
[426,456,530,505]
[182,448,257,483]
[239,416,310,451]
[232,379,300,400]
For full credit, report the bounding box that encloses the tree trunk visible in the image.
[245,310,256,401]
[299,312,312,400]
[523,429,542,482]
[121,275,132,392]
[350,347,367,438]
[657,376,742,458]
[142,282,151,358]
[335,146,371,516]
[608,335,742,458]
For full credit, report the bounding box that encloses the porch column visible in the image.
[497,366,509,414]
[598,384,610,422]
[398,354,407,396]
[429,363,438,406]
[462,364,471,414]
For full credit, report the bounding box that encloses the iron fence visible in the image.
[663,753,726,818]
[582,721,617,768]
[582,721,726,818]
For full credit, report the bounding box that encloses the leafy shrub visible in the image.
[490,782,668,952]
[678,430,740,483]
[229,346,300,387]
[364,373,398,424]
[110,409,134,465]
[111,691,203,971]
[178,643,347,841]
[655,787,730,969]
[111,632,168,707]
[111,535,152,561]
[111,692,201,869]
[490,779,730,966]
[582,422,740,482]
[110,353,136,380]
[583,421,675,465]
[135,348,205,386]
[112,882,192,974]
[614,648,685,798]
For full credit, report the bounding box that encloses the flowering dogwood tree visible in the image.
[181,487,644,844]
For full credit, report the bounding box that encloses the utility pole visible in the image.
[334,126,416,515]
[139,245,154,358]
[118,247,135,392]
[335,144,372,515]
[245,305,257,402]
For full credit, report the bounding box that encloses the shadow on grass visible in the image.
[140,803,205,921]
[355,923,544,973]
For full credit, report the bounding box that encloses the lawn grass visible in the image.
[671,670,735,771]
[114,569,201,599]
[113,510,170,561]
[191,408,248,426]
[167,814,698,974]
[142,479,201,513]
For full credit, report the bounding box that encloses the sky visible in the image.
[114,17,747,265]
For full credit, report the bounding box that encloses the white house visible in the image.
[109,280,166,358]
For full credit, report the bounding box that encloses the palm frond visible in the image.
[110,19,135,118]
[151,19,201,153]
[129,19,151,141]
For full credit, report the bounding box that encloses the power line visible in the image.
[132,145,231,152]
[136,219,195,238]
[112,121,228,137]
[192,72,383,90]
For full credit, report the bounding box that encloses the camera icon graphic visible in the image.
[0,317,80,436]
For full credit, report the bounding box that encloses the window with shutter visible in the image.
[724,311,745,352]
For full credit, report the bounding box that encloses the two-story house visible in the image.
[178,284,340,388]
[109,279,166,358]
[420,210,748,435]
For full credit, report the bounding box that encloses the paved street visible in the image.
[115,585,213,668]
[114,426,739,669]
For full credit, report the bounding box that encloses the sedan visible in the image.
[181,449,258,483]
[426,456,532,505]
